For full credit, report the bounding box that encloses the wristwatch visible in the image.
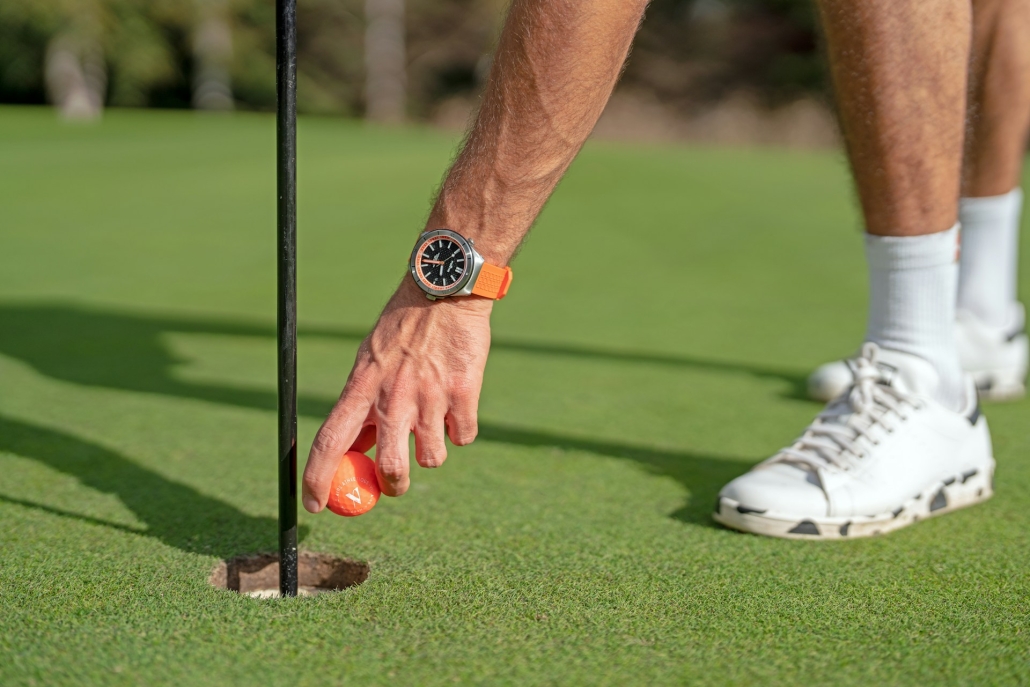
[408,229,513,301]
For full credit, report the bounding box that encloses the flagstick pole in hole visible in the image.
[276,0,299,598]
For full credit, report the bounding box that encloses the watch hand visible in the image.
[423,259,445,265]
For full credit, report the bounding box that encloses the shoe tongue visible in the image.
[868,347,940,397]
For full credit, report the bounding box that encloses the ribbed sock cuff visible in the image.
[865,224,960,272]
[959,188,1022,226]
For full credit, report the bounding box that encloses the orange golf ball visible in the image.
[326,451,381,517]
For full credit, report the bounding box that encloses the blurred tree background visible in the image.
[0,0,827,128]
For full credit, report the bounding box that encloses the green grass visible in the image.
[1,106,1028,686]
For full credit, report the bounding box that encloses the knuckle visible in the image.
[376,382,416,416]
[302,474,327,499]
[344,372,378,403]
[377,459,407,482]
[311,426,346,455]
[448,391,472,409]
[452,425,478,446]
[302,460,333,496]
[419,446,447,468]
[448,377,479,401]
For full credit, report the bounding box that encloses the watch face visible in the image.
[412,233,472,294]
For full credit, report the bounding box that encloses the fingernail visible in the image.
[303,495,320,513]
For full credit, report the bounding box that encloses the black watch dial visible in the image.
[415,237,468,290]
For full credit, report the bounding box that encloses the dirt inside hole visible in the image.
[210,552,369,598]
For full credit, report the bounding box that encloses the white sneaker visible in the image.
[715,344,994,539]
[808,304,1028,403]
[955,306,1029,401]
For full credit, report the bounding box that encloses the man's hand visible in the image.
[302,280,492,510]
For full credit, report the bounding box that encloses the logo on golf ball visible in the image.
[326,451,381,517]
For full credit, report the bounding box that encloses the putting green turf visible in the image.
[1,106,1028,686]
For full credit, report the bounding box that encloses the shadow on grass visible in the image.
[475,423,752,526]
[0,301,777,532]
[0,302,811,405]
[0,415,306,556]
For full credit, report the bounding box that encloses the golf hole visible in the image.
[210,552,369,598]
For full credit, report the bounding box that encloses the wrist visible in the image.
[393,276,494,316]
[424,198,521,267]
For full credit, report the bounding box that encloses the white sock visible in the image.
[957,188,1023,330]
[864,225,965,410]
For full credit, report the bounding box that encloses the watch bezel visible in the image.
[408,229,476,298]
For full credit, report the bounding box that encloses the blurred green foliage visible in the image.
[0,0,824,116]
[0,0,218,107]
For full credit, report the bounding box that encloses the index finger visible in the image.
[302,387,374,513]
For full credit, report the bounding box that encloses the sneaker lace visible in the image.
[775,343,924,473]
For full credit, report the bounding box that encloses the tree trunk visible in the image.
[45,34,106,121]
[192,1,235,111]
[365,0,406,122]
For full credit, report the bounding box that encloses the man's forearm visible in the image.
[304,0,647,505]
[425,0,649,265]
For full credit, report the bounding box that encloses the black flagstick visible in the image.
[276,0,299,598]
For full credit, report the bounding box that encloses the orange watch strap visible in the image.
[471,263,513,300]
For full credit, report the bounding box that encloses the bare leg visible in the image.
[964,0,1030,197]
[955,0,1030,334]
[817,0,971,237]
[815,0,973,409]
[807,0,1030,403]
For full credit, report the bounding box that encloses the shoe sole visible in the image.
[970,369,1026,402]
[810,372,1027,404]
[713,460,995,540]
